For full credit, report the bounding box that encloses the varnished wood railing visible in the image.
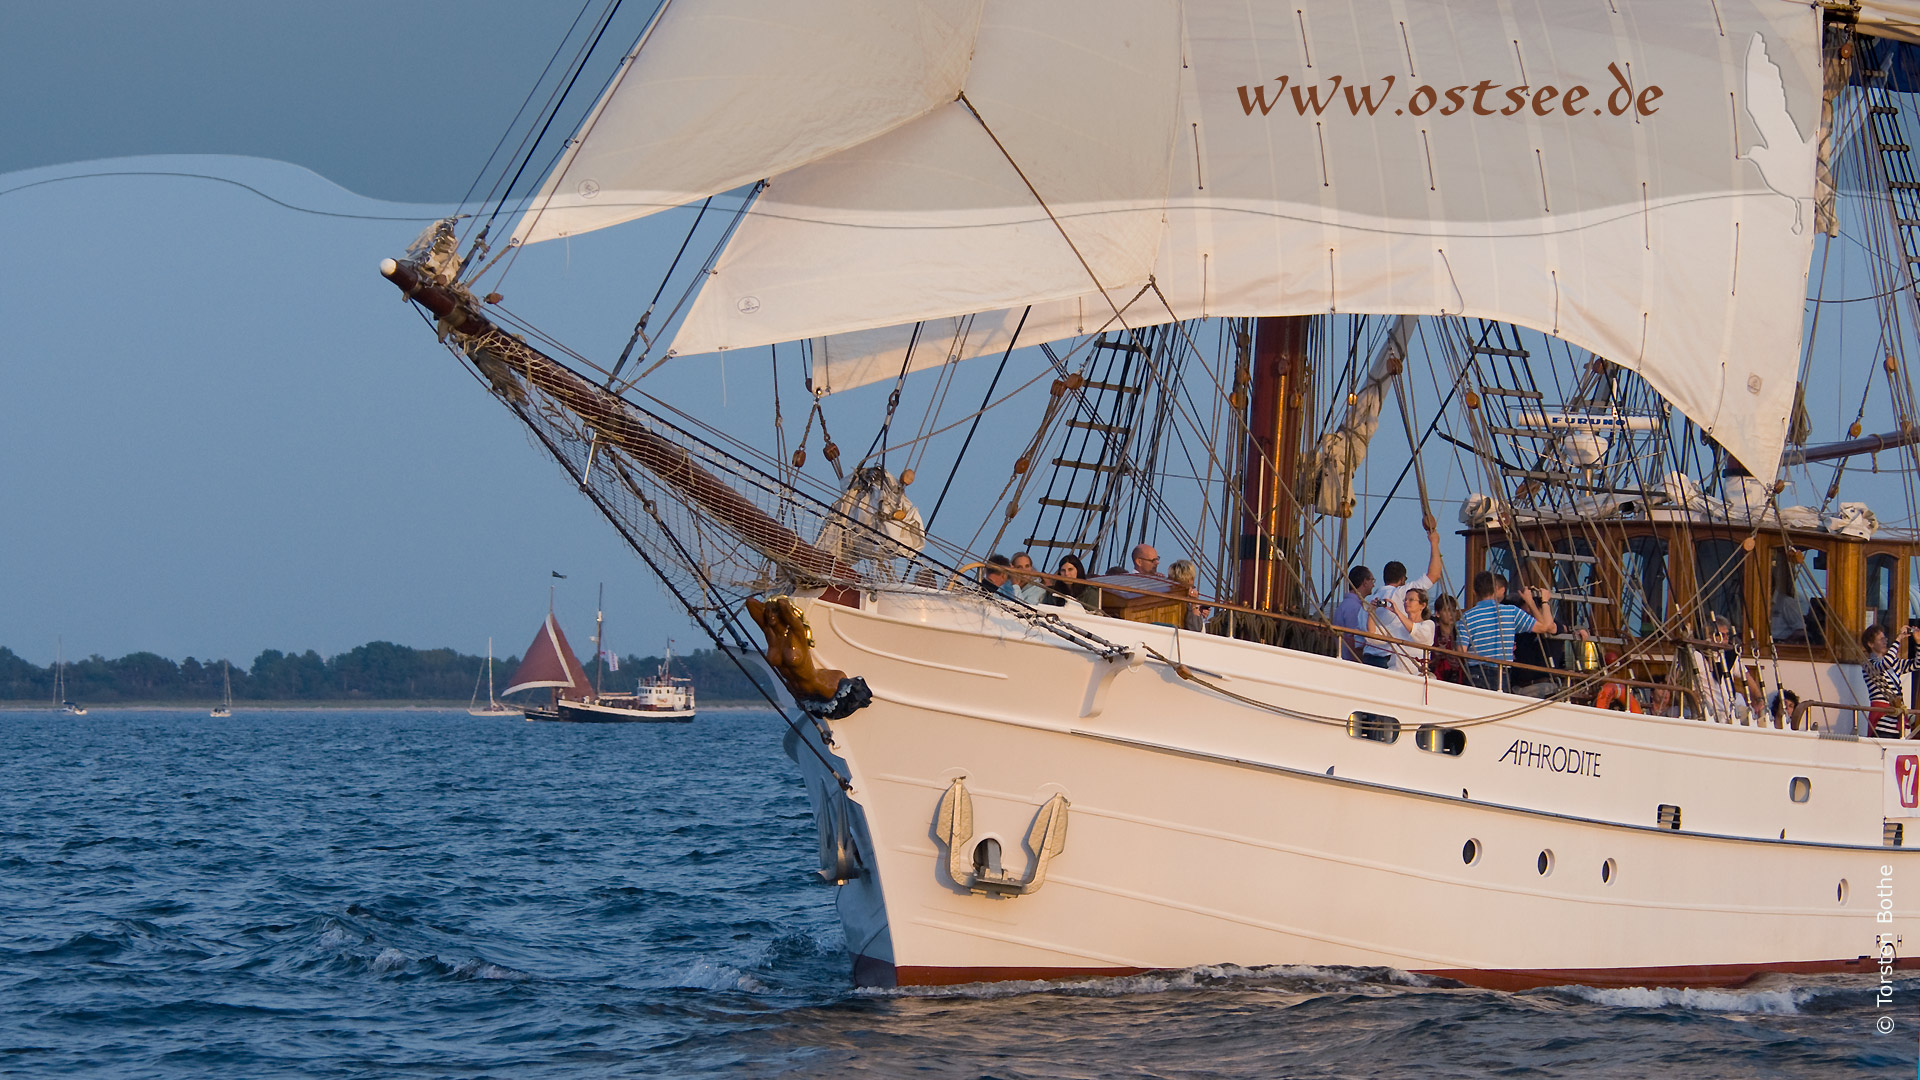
[943,563,1693,701]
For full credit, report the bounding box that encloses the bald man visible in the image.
[1131,544,1163,577]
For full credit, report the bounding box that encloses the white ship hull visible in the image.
[783,591,1918,989]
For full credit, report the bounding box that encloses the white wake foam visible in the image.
[1557,984,1814,1015]
[864,962,1433,999]
[370,947,411,972]
[674,958,770,993]
[448,957,530,981]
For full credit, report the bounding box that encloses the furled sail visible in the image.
[1857,1,1920,44]
[503,613,594,699]
[1302,316,1416,517]
[542,0,1829,476]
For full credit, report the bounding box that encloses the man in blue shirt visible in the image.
[1459,570,1557,692]
[980,554,1018,599]
[1333,566,1387,665]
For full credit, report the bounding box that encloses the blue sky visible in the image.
[0,151,1032,668]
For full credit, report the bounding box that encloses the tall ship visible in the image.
[384,1,1920,987]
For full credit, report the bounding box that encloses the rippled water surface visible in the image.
[1,708,1912,1077]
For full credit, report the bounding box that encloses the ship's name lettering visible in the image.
[1497,738,1601,777]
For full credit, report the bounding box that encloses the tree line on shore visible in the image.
[0,641,772,705]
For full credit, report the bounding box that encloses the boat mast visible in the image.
[1236,316,1315,612]
[594,582,605,696]
[487,637,497,708]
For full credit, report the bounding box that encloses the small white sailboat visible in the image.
[54,638,86,716]
[210,661,233,718]
[467,637,518,717]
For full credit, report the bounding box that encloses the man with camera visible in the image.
[1460,570,1557,693]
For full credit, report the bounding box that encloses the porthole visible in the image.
[1601,858,1616,885]
[1415,724,1467,755]
[1838,878,1850,905]
[1348,711,1401,744]
[1789,776,1811,803]
[1537,849,1555,876]
[1462,838,1482,865]
[972,837,1002,877]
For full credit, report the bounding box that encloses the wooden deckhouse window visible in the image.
[1619,536,1668,638]
[1770,548,1828,646]
[1551,537,1596,632]
[1694,539,1748,635]
[1909,555,1920,630]
[1866,553,1900,632]
[1798,546,1830,645]
[1486,542,1519,585]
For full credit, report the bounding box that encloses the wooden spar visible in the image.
[380,258,853,583]
[1235,316,1313,610]
[1779,426,1920,466]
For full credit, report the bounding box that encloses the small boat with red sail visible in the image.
[504,608,695,723]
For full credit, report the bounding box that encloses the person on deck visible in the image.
[1511,610,1561,698]
[1334,566,1383,666]
[1460,571,1557,692]
[1862,623,1920,738]
[1368,526,1445,667]
[1045,555,1101,611]
[1132,544,1164,578]
[979,554,1017,599]
[1371,526,1445,637]
[1008,552,1049,605]
[1428,593,1468,684]
[1381,587,1435,676]
[1766,688,1802,731]
[1166,559,1211,632]
[1690,614,1760,723]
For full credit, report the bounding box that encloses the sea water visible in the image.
[0,708,1909,1078]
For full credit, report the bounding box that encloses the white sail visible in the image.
[652,0,1821,475]
[668,2,1185,358]
[509,0,988,246]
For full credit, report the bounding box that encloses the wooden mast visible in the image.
[1235,316,1314,611]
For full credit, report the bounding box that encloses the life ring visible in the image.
[1595,681,1641,713]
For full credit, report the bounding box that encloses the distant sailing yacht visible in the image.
[54,638,85,716]
[210,661,233,718]
[467,637,517,717]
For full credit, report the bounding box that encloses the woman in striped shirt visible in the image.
[1860,623,1920,739]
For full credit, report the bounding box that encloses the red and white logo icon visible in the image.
[1898,755,1919,809]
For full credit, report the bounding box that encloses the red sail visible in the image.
[503,613,594,699]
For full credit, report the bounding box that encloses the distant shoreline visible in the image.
[0,700,772,712]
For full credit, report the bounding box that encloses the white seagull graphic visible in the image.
[1739,32,1817,234]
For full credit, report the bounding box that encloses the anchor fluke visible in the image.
[933,777,1069,897]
